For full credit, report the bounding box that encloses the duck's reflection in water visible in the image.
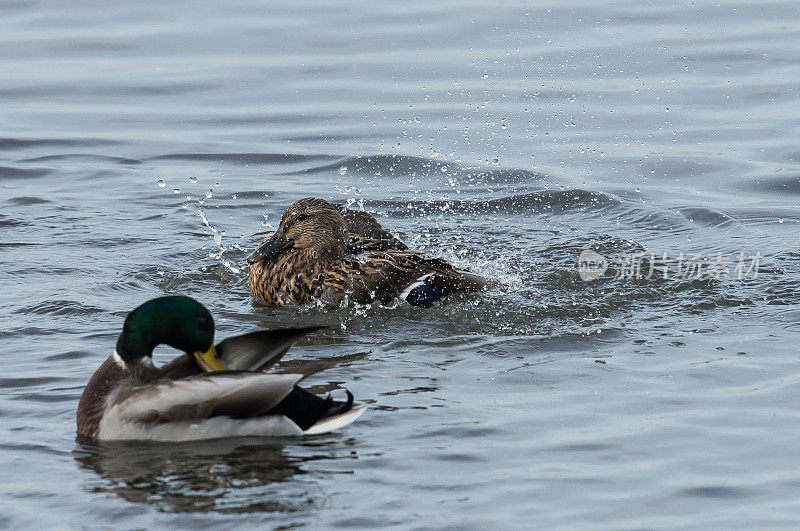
[74,436,347,514]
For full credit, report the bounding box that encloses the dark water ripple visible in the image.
[1,0,800,528]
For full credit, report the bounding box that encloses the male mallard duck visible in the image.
[247,197,492,307]
[76,296,365,442]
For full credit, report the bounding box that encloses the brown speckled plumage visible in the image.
[247,197,491,306]
[248,248,327,305]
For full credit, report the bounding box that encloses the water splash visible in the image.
[197,208,241,274]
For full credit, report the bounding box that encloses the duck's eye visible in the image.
[295,214,310,223]
[197,316,211,332]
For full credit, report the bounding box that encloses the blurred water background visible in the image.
[1,0,800,527]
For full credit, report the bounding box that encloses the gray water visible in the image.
[2,0,800,528]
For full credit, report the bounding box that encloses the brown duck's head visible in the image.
[248,198,347,264]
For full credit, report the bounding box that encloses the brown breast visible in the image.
[76,356,126,440]
[247,251,325,305]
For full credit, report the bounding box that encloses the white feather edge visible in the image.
[112,349,154,369]
[399,272,435,300]
[304,401,367,435]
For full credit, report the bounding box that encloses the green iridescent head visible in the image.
[115,296,215,364]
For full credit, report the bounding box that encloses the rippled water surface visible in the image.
[2,0,800,528]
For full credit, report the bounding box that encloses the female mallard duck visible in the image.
[76,296,365,442]
[247,197,492,307]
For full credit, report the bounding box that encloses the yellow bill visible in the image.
[193,344,226,372]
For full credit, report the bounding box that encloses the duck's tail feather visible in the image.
[304,400,366,436]
[325,389,355,417]
[268,386,363,432]
[404,268,496,307]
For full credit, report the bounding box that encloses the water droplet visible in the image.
[215,182,221,187]
[779,218,785,223]
[189,176,197,184]
[173,188,181,194]
[441,165,448,172]
[414,117,421,123]
[205,189,213,198]
[156,179,165,187]
[339,165,348,176]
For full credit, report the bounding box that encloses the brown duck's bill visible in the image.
[247,232,292,264]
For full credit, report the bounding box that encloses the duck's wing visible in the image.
[338,207,408,252]
[99,372,366,441]
[216,327,324,372]
[322,251,492,306]
[107,372,303,426]
[157,327,325,379]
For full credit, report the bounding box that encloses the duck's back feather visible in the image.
[339,207,408,252]
[321,250,490,305]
